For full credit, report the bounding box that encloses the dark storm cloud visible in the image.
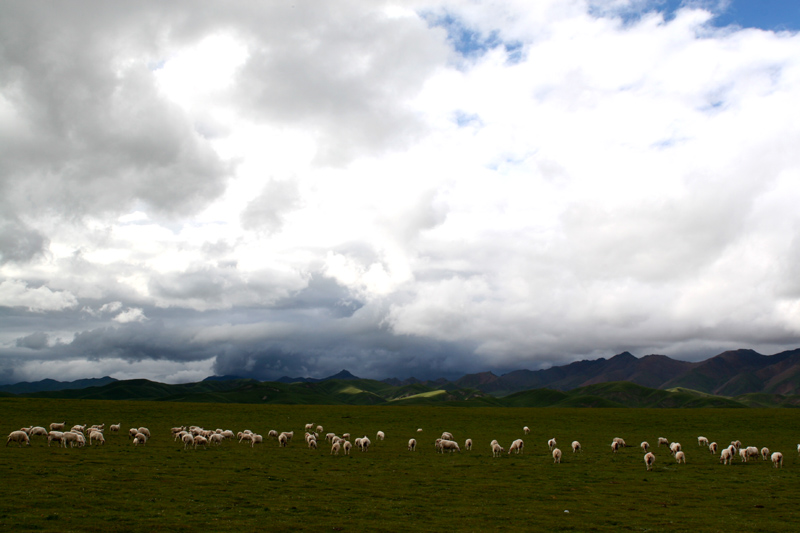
[15,332,49,350]
[0,217,48,264]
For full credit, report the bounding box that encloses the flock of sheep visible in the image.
[6,421,794,471]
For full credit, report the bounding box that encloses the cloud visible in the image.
[0,280,78,312]
[1,1,800,384]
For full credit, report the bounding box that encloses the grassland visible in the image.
[2,398,799,531]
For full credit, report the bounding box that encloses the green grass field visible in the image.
[2,398,799,531]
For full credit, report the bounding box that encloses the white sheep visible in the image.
[278,434,288,447]
[417,428,423,433]
[465,438,473,451]
[547,438,557,451]
[239,433,254,444]
[697,436,709,447]
[343,441,352,455]
[613,437,626,447]
[772,452,784,468]
[523,426,530,435]
[316,425,323,434]
[553,448,562,463]
[640,441,649,452]
[308,438,318,450]
[50,422,66,431]
[47,431,66,448]
[761,447,770,461]
[331,442,341,455]
[745,446,759,461]
[89,431,105,446]
[209,434,224,445]
[6,430,30,447]
[342,433,351,440]
[611,441,621,453]
[670,442,681,456]
[709,442,718,454]
[675,451,686,464]
[251,434,263,447]
[508,439,524,455]
[359,436,371,452]
[376,430,385,441]
[572,441,582,453]
[657,437,669,447]
[110,423,121,433]
[193,436,208,449]
[128,428,139,439]
[137,427,151,439]
[134,432,147,445]
[739,448,748,462]
[797,443,800,455]
[408,438,417,451]
[305,423,314,431]
[29,426,48,438]
[325,433,336,442]
[133,436,144,446]
[490,439,499,447]
[182,433,195,449]
[644,452,655,471]
[720,448,733,465]
[441,432,454,441]
[491,442,505,457]
[63,431,82,448]
[731,440,742,451]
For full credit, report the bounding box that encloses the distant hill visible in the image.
[275,369,361,384]
[9,375,800,408]
[0,376,117,394]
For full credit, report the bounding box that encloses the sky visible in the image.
[2,0,800,385]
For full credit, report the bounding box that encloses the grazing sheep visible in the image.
[523,426,530,435]
[547,438,557,451]
[316,425,323,434]
[417,428,423,433]
[731,440,742,451]
[739,448,748,462]
[720,448,733,465]
[340,440,350,454]
[669,442,681,456]
[491,443,505,457]
[266,430,278,439]
[408,438,417,451]
[359,437,371,452]
[193,436,208,449]
[797,443,800,455]
[675,451,686,464]
[6,430,30,447]
[251,434,263,447]
[182,433,194,449]
[282,431,294,442]
[772,452,784,468]
[698,436,709,447]
[611,441,621,453]
[644,452,655,471]
[278,434,288,447]
[572,441,582,453]
[490,439,499,447]
[305,423,314,431]
[465,438,473,451]
[342,433,351,440]
[709,442,718,454]
[29,427,48,438]
[641,441,649,452]
[745,446,760,461]
[133,436,144,446]
[128,428,139,439]
[308,438,318,450]
[509,439,524,455]
[376,431,385,441]
[209,434,224,445]
[331,442,341,455]
[137,427,151,439]
[553,448,562,463]
[761,447,770,461]
[89,431,105,446]
[657,437,669,447]
[325,433,336,442]
[50,422,66,431]
[63,431,82,448]
[134,432,147,445]
[110,424,121,433]
[613,437,626,447]
[48,431,66,448]
[441,432,454,441]
[239,433,254,444]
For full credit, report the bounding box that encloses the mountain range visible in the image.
[3,348,800,404]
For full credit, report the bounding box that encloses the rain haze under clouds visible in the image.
[2,0,800,384]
